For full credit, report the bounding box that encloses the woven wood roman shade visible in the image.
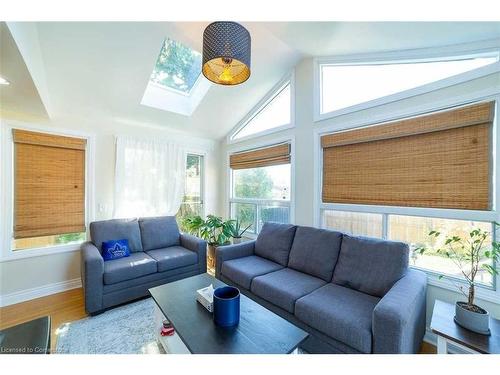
[13,129,87,239]
[321,101,495,210]
[230,143,291,170]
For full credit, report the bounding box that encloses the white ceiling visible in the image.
[3,22,500,139]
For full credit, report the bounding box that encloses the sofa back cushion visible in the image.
[90,218,143,253]
[288,226,343,281]
[255,222,297,266]
[332,235,409,297]
[139,216,180,251]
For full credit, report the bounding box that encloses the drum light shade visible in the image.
[202,22,251,85]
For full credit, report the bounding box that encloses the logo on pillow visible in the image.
[102,239,130,261]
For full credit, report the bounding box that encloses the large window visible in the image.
[319,100,498,288]
[230,144,292,234]
[319,55,498,115]
[231,78,292,141]
[177,154,204,224]
[11,129,87,251]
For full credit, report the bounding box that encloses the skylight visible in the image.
[150,38,202,95]
[141,38,211,116]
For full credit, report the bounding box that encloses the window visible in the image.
[177,154,204,224]
[229,144,292,234]
[388,215,494,286]
[231,79,292,141]
[150,38,202,95]
[141,38,210,116]
[322,210,382,238]
[12,129,87,251]
[319,55,498,115]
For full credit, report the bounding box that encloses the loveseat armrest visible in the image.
[80,241,104,314]
[180,233,207,274]
[215,240,256,278]
[372,268,427,353]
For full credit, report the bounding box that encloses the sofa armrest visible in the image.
[80,241,104,314]
[180,233,207,274]
[215,240,256,278]
[372,268,427,353]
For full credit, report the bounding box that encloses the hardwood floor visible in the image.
[0,288,87,353]
[0,288,436,354]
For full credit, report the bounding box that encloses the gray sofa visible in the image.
[216,222,427,354]
[81,216,207,314]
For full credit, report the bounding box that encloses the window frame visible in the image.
[227,136,295,238]
[313,39,500,122]
[228,71,295,144]
[313,91,500,302]
[0,120,96,262]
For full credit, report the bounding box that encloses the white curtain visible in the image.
[114,136,186,218]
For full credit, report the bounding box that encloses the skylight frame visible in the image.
[313,39,500,122]
[228,71,295,143]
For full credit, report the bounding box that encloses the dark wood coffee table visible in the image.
[0,316,51,354]
[430,300,500,354]
[149,273,308,354]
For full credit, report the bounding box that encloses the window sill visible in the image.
[0,243,83,263]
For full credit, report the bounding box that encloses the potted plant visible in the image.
[416,222,499,335]
[182,215,233,269]
[228,219,252,244]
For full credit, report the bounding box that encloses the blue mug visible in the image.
[213,286,240,327]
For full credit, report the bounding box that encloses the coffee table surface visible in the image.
[149,273,308,354]
[0,316,51,354]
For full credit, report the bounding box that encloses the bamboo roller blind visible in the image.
[13,129,87,239]
[321,101,494,210]
[230,143,291,169]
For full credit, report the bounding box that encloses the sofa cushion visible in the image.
[255,222,297,266]
[332,235,409,297]
[103,252,157,285]
[221,255,283,290]
[295,283,380,353]
[251,268,326,313]
[139,216,180,251]
[288,226,343,281]
[90,218,143,253]
[146,246,198,272]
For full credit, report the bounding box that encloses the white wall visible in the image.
[0,114,221,305]
[220,57,500,341]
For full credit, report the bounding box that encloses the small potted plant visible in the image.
[229,219,252,244]
[182,214,233,269]
[416,223,499,335]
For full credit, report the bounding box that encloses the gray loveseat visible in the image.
[81,216,207,314]
[216,222,427,354]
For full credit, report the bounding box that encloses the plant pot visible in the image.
[207,244,217,269]
[232,237,242,244]
[454,301,490,335]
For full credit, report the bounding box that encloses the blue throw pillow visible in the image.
[102,239,130,261]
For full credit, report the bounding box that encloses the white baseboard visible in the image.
[0,278,82,307]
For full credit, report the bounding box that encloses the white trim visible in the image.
[0,120,96,262]
[313,39,500,122]
[228,71,295,144]
[0,278,82,307]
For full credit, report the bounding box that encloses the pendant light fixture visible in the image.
[202,21,251,86]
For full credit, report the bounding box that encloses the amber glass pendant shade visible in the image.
[202,21,251,85]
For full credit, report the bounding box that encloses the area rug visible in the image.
[55,298,163,354]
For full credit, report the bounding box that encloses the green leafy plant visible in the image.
[182,215,233,246]
[415,222,500,312]
[228,218,252,238]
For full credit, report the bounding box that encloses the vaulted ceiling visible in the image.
[2,21,500,139]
